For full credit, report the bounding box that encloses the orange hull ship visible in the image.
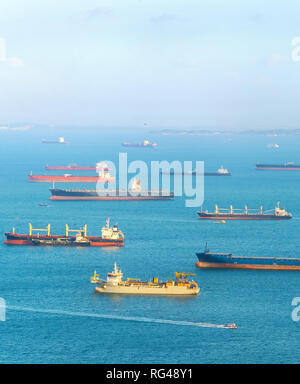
[28,175,115,183]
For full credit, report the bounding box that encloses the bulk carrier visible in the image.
[197,203,292,220]
[4,219,124,247]
[91,263,200,295]
[196,244,300,271]
[49,179,174,201]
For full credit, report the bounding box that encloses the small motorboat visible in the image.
[224,323,237,329]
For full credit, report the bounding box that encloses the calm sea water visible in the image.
[0,128,300,363]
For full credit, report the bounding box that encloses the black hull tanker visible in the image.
[197,203,292,220]
[50,188,174,201]
[49,179,173,201]
[256,163,300,171]
[196,244,300,271]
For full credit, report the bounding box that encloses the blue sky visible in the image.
[0,0,300,129]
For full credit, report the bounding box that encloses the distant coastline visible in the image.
[150,129,300,136]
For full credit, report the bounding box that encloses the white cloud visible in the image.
[0,37,23,67]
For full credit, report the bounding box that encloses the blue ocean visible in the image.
[0,128,300,364]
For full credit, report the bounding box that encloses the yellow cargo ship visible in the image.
[90,263,200,295]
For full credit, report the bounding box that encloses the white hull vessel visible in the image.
[91,264,200,296]
[94,285,199,295]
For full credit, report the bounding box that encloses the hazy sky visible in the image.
[0,0,300,129]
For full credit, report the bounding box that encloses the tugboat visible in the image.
[91,263,200,295]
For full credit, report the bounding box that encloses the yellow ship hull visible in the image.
[94,285,200,295]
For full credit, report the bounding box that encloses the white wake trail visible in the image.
[6,305,236,329]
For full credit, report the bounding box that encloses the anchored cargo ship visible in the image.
[42,137,69,144]
[46,165,97,171]
[45,162,109,171]
[196,244,300,270]
[197,203,292,220]
[28,166,114,183]
[161,166,231,176]
[256,162,300,171]
[91,263,200,295]
[122,139,157,148]
[49,179,174,201]
[4,219,124,247]
[28,174,115,183]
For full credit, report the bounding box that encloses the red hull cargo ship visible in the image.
[29,163,113,183]
[197,203,292,220]
[4,219,124,247]
[28,174,115,183]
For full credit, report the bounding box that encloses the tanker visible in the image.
[256,162,300,171]
[28,166,114,183]
[196,244,300,271]
[49,180,173,201]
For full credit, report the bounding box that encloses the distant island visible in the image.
[150,129,300,136]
